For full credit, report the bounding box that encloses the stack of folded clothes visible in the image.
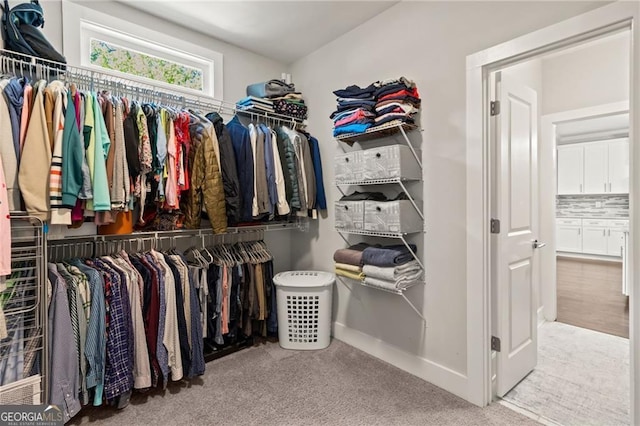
[333,242,422,290]
[271,93,308,120]
[331,77,421,137]
[362,244,422,290]
[373,77,421,126]
[236,96,275,113]
[330,83,377,136]
[333,242,371,281]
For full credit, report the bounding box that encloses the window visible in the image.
[89,38,205,92]
[61,2,223,98]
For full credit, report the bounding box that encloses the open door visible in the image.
[493,72,541,397]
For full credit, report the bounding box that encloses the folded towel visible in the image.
[335,263,362,273]
[333,243,371,266]
[362,244,417,267]
[333,249,364,266]
[364,276,417,290]
[362,260,421,281]
[335,267,364,281]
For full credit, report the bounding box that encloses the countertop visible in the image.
[556,215,629,220]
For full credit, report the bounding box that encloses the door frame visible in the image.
[465,2,639,422]
[541,101,629,323]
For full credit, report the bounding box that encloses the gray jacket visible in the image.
[47,264,81,423]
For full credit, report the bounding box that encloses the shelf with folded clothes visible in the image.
[335,228,422,238]
[335,274,423,295]
[334,177,422,186]
[335,120,419,144]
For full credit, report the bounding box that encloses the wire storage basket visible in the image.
[273,271,334,350]
[0,215,46,405]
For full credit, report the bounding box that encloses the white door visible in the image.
[583,142,608,194]
[557,145,583,194]
[494,74,539,397]
[556,225,582,252]
[608,138,629,193]
[582,226,608,255]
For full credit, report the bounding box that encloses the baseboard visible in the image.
[332,321,468,401]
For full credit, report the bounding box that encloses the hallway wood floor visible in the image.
[557,257,628,338]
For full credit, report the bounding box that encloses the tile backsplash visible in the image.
[556,194,629,218]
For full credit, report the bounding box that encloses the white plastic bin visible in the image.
[273,271,335,350]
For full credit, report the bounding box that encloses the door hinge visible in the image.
[491,218,500,234]
[491,336,501,352]
[490,101,500,116]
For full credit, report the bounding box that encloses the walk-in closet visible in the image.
[1,1,639,425]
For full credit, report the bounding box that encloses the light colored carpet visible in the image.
[69,340,537,425]
[503,321,629,426]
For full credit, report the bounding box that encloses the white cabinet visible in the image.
[557,145,583,195]
[608,139,629,193]
[556,219,582,252]
[556,218,628,257]
[608,229,625,257]
[607,219,628,256]
[581,219,608,255]
[557,138,629,195]
[583,143,607,193]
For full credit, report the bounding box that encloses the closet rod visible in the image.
[0,50,305,126]
[47,221,302,245]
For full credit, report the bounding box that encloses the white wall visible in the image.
[542,33,630,115]
[291,0,605,400]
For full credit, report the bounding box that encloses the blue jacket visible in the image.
[3,77,25,158]
[227,116,254,221]
[307,135,327,210]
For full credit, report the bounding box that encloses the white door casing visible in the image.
[494,74,539,397]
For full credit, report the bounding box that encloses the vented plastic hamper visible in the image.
[273,271,335,350]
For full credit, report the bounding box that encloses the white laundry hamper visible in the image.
[273,271,335,350]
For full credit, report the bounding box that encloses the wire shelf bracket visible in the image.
[336,276,426,323]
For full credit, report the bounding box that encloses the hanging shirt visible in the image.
[227,116,254,222]
[70,259,106,407]
[259,124,278,215]
[270,129,290,215]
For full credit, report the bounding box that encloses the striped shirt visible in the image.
[71,259,106,407]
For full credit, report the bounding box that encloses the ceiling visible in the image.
[557,113,629,143]
[118,1,399,64]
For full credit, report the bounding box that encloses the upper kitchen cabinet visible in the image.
[607,138,629,193]
[557,138,629,195]
[557,145,583,194]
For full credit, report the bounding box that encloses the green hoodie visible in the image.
[90,92,111,211]
[61,91,84,207]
